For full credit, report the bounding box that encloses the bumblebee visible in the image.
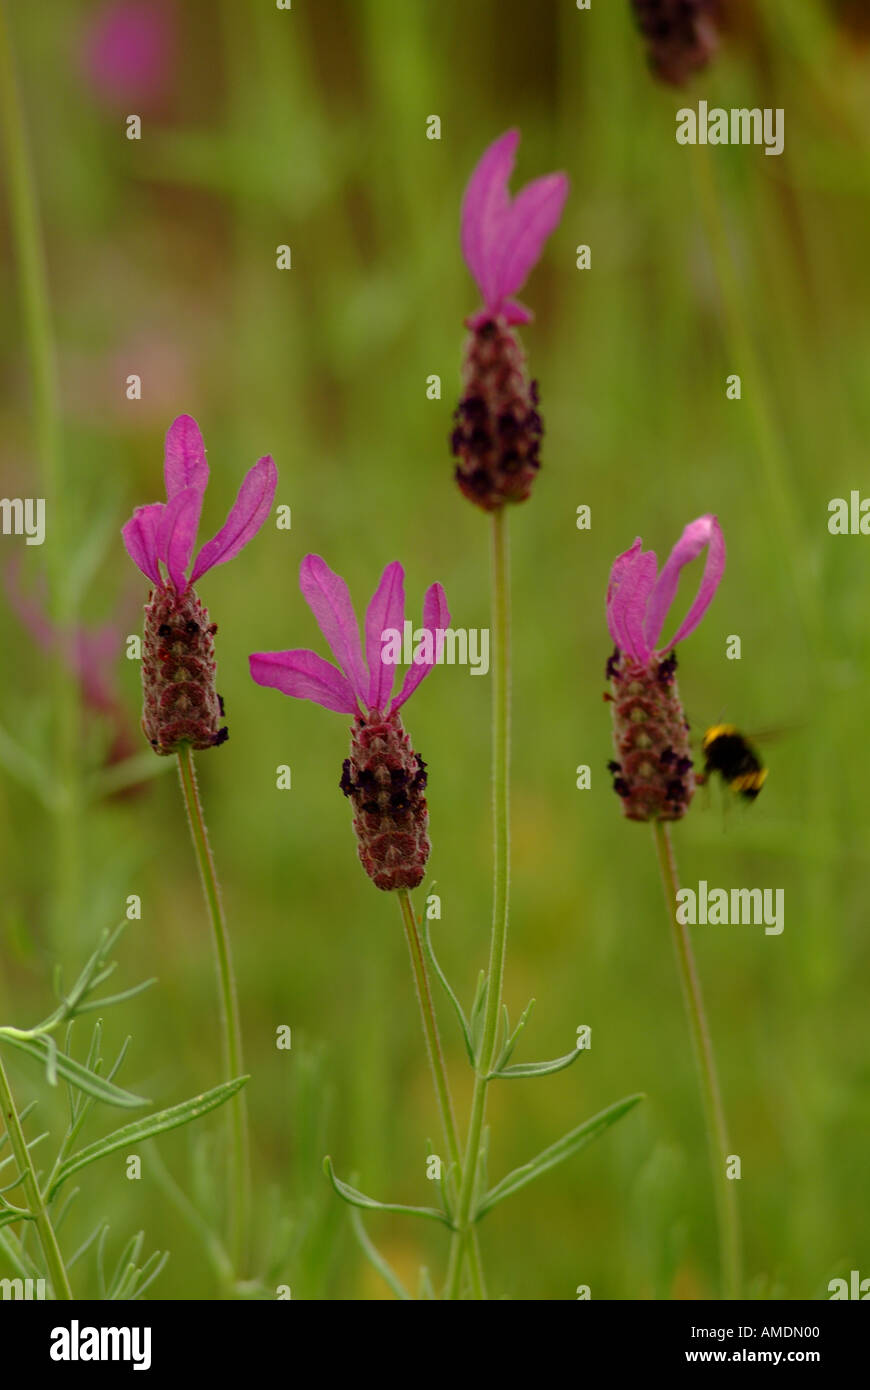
[700,725,767,800]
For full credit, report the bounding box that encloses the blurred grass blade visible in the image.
[323,1157,452,1228]
[47,1077,249,1200]
[349,1209,412,1300]
[0,1033,146,1108]
[474,1094,645,1221]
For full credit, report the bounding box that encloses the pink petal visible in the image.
[365,561,406,712]
[461,129,519,310]
[606,539,657,663]
[650,515,726,653]
[249,650,358,715]
[122,502,165,586]
[190,455,277,583]
[298,554,368,703]
[164,414,209,499]
[391,582,450,713]
[493,172,569,306]
[465,299,533,330]
[157,486,201,591]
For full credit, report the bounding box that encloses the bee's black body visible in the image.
[701,725,767,800]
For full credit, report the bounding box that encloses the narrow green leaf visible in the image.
[130,1250,169,1301]
[45,1035,58,1087]
[475,1094,645,1221]
[0,1034,146,1109]
[47,1076,249,1200]
[349,1210,412,1301]
[495,997,536,1071]
[469,970,487,1057]
[0,1208,34,1230]
[74,978,157,1016]
[422,916,474,1066]
[323,1157,452,1228]
[490,1046,586,1081]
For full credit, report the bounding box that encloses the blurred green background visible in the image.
[1,0,869,1299]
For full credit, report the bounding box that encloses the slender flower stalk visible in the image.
[606,515,740,1297]
[652,821,740,1298]
[123,414,277,1273]
[0,1052,73,1299]
[175,745,249,1272]
[445,507,511,1300]
[396,889,461,1174]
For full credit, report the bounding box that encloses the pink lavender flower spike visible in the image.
[122,414,277,756]
[451,129,568,511]
[630,0,720,87]
[250,555,449,892]
[605,515,725,822]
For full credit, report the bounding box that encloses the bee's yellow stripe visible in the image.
[731,769,768,792]
[703,723,738,749]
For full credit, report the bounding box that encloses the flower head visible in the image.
[461,129,569,330]
[250,556,449,891]
[122,415,277,755]
[606,514,725,666]
[451,131,568,513]
[79,0,175,108]
[605,515,725,822]
[630,0,720,87]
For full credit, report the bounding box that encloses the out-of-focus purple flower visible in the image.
[5,559,139,775]
[630,0,720,87]
[79,0,175,108]
[605,516,725,822]
[122,414,277,756]
[250,556,449,892]
[452,130,568,512]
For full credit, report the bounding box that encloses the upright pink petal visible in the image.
[249,650,358,715]
[299,555,368,703]
[607,539,657,662]
[158,486,201,591]
[365,562,406,712]
[461,129,519,310]
[492,172,569,306]
[122,503,164,586]
[164,414,209,499]
[391,582,450,713]
[645,515,726,654]
[190,455,277,584]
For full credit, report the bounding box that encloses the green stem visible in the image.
[0,1051,72,1298]
[396,890,486,1300]
[0,0,79,944]
[445,508,511,1300]
[176,745,250,1275]
[396,889,461,1172]
[652,820,740,1300]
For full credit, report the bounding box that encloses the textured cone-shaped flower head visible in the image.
[630,0,720,86]
[250,556,449,891]
[122,414,277,756]
[605,515,725,821]
[452,130,568,512]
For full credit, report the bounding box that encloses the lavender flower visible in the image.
[606,515,725,821]
[122,414,277,755]
[451,130,568,511]
[79,0,174,108]
[250,556,449,892]
[630,0,720,86]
